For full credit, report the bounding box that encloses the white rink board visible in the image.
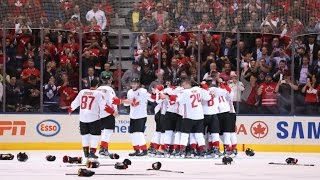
[0,114,319,145]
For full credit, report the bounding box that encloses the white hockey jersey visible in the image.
[164,86,183,114]
[97,85,117,118]
[201,87,220,115]
[177,86,209,120]
[71,89,105,123]
[215,87,231,113]
[125,88,150,119]
[154,91,168,115]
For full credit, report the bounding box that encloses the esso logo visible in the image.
[36,120,61,137]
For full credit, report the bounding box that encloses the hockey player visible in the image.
[69,79,108,159]
[97,75,118,158]
[161,78,183,157]
[200,80,223,158]
[216,78,233,156]
[112,78,151,156]
[174,78,210,158]
[148,83,166,155]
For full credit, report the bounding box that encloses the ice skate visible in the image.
[129,150,140,156]
[98,148,110,158]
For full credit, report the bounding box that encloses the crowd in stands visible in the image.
[0,0,319,114]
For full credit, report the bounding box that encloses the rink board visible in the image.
[0,114,319,152]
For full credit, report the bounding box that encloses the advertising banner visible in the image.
[0,114,319,151]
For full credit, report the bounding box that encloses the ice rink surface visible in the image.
[0,150,319,180]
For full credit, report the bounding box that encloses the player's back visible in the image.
[178,86,204,120]
[71,89,105,123]
[202,87,219,115]
[164,86,183,113]
[209,87,230,113]
[97,85,117,117]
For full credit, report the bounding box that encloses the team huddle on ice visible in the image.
[69,75,237,159]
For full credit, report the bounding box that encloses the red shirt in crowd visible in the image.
[21,67,40,80]
[58,85,77,108]
[99,3,113,27]
[140,0,155,11]
[16,34,32,56]
[197,22,215,31]
[305,86,320,103]
[260,82,278,106]
[246,85,258,106]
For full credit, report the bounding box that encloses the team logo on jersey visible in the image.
[36,120,61,137]
[250,121,268,139]
[131,98,140,107]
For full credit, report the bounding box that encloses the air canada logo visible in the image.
[250,121,268,139]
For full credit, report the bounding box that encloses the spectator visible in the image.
[176,48,190,67]
[275,73,299,114]
[140,65,156,89]
[252,38,263,60]
[270,48,290,69]
[58,73,77,111]
[137,49,154,68]
[201,33,217,63]
[64,15,82,31]
[294,46,306,68]
[295,55,313,86]
[71,5,84,23]
[228,71,245,103]
[121,61,141,90]
[152,3,168,27]
[197,14,214,31]
[44,61,56,83]
[260,12,277,32]
[216,18,228,31]
[203,62,219,80]
[82,67,99,89]
[20,59,40,83]
[140,0,156,12]
[240,74,259,114]
[84,17,102,33]
[301,75,320,114]
[219,63,232,82]
[257,73,279,114]
[138,11,157,33]
[272,60,290,81]
[43,75,59,112]
[149,69,164,93]
[185,36,199,58]
[23,75,40,111]
[15,16,32,34]
[100,0,113,29]
[5,76,22,112]
[313,50,320,83]
[219,37,236,66]
[126,2,144,55]
[86,2,107,30]
[100,63,113,80]
[305,35,320,65]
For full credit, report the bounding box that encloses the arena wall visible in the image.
[0,114,319,152]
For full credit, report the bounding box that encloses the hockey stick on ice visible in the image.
[269,162,315,166]
[146,168,184,173]
[65,164,114,167]
[65,173,155,176]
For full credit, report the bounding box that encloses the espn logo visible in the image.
[0,121,26,136]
